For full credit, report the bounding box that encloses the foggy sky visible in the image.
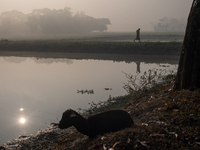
[0,0,193,32]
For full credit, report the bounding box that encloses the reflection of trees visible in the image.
[136,62,141,73]
[1,53,180,65]
[33,58,73,65]
[3,57,26,63]
[3,57,73,65]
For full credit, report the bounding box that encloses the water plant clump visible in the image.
[78,69,176,117]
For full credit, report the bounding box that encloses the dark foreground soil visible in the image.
[1,79,200,150]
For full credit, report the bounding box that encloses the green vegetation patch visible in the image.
[0,40,182,55]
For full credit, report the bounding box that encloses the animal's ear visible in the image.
[70,113,76,118]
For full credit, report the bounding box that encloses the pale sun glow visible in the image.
[20,118,26,124]
[20,108,24,111]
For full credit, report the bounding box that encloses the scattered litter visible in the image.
[101,136,107,141]
[103,144,107,150]
[141,123,148,126]
[112,142,120,149]
[168,132,178,138]
[168,88,172,92]
[137,140,149,148]
[196,142,200,145]
[127,138,131,144]
[104,88,112,91]
[103,142,120,150]
[173,109,179,112]
[148,120,167,125]
[149,96,155,100]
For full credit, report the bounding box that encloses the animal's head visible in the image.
[58,109,78,129]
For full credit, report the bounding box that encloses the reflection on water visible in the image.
[19,108,26,124]
[77,90,94,94]
[19,118,26,124]
[136,62,141,73]
[0,55,179,144]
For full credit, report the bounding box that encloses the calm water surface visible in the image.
[0,55,178,144]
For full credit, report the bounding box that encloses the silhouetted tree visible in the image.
[174,0,200,90]
[0,10,28,36]
[26,7,111,34]
[0,7,111,36]
[154,17,186,32]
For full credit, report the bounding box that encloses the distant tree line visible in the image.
[0,7,111,37]
[154,17,186,32]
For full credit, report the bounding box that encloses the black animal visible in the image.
[58,109,134,138]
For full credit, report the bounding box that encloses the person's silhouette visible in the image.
[134,28,141,42]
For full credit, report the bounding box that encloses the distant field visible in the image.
[0,31,185,42]
[78,32,185,42]
[0,32,184,56]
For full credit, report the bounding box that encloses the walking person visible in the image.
[134,28,141,42]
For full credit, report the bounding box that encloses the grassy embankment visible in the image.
[0,40,182,55]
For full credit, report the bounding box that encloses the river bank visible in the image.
[2,76,200,149]
[0,41,182,56]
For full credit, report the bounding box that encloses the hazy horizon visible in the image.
[0,0,193,37]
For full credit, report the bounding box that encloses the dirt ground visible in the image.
[1,79,200,150]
